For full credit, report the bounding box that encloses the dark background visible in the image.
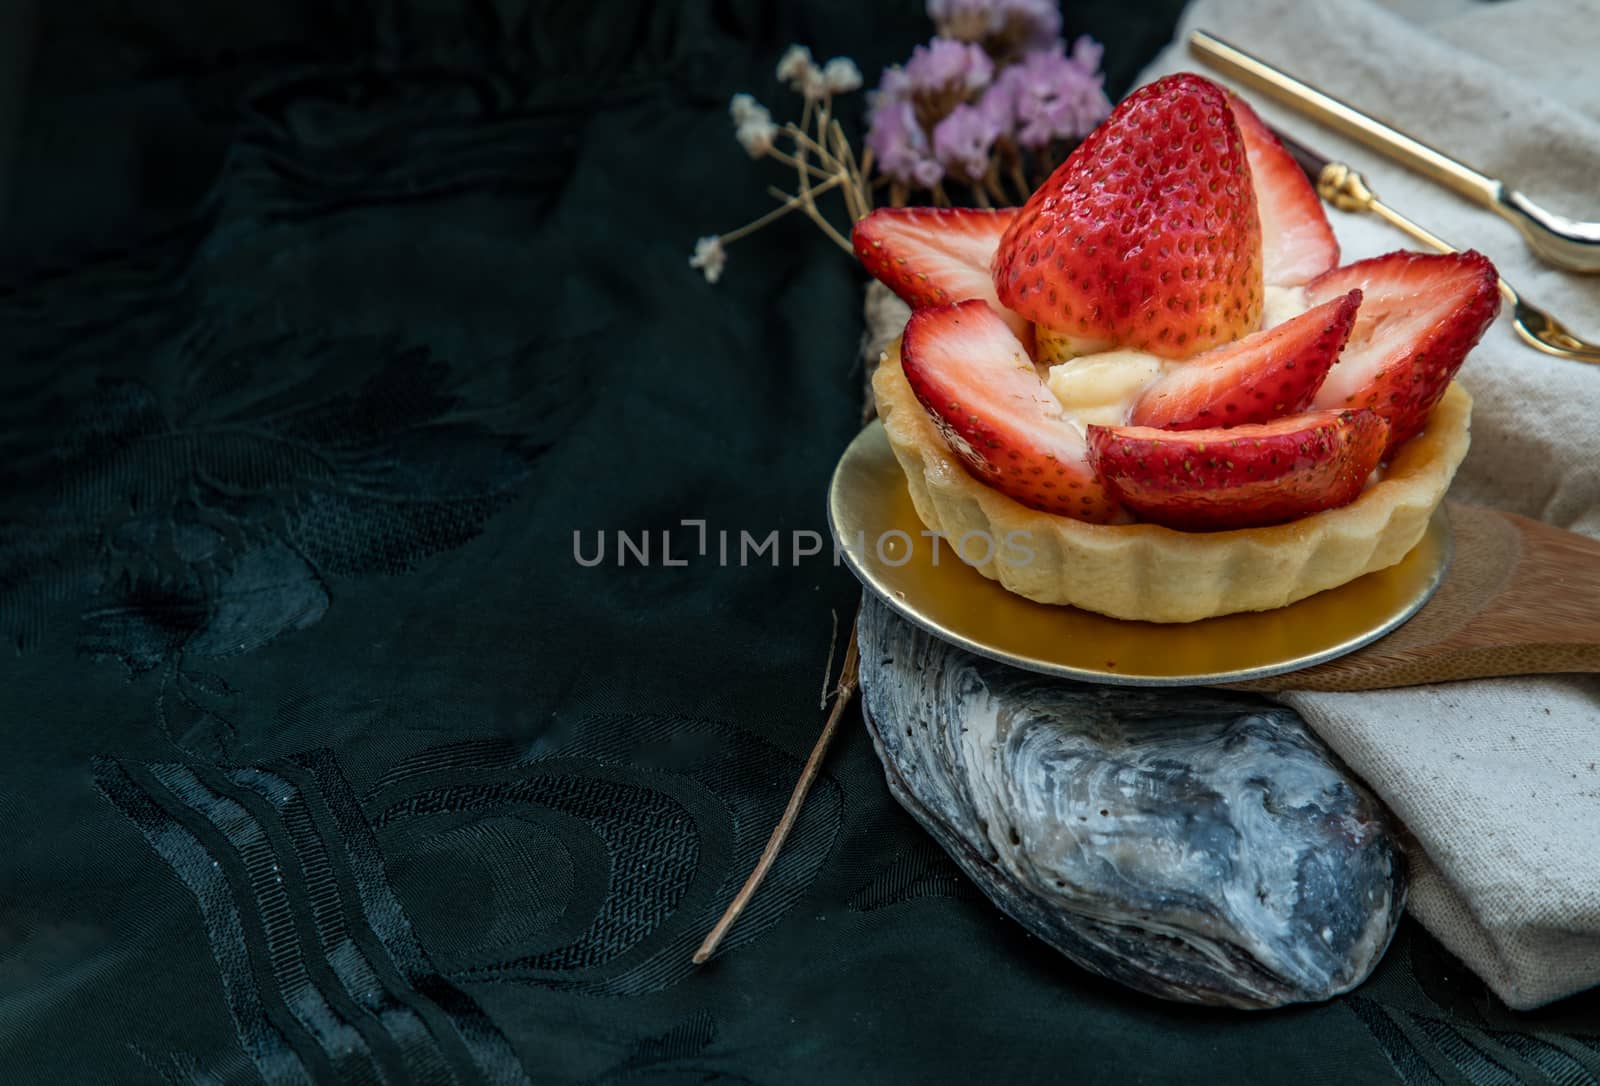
[1,2,1596,1083]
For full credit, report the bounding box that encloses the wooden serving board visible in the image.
[1232,502,1600,692]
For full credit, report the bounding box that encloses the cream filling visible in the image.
[1044,285,1310,433]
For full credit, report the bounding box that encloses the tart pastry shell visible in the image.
[872,342,1472,623]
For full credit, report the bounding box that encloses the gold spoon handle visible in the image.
[1316,163,1518,308]
[1190,31,1503,209]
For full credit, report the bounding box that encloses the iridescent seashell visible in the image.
[858,597,1406,1009]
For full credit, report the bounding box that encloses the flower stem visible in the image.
[983,163,1009,206]
[794,99,815,226]
[720,172,848,245]
[784,122,841,163]
[857,148,876,216]
[767,148,834,181]
[827,119,866,223]
[1009,161,1031,203]
[765,185,852,254]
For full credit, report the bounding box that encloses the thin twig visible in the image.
[983,163,1009,206]
[827,118,869,224]
[836,158,863,225]
[794,98,815,218]
[722,173,847,245]
[766,148,835,181]
[818,609,839,710]
[1009,161,1031,204]
[692,615,861,965]
[765,184,853,254]
[816,92,834,160]
[784,122,839,162]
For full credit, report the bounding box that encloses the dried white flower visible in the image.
[822,57,863,94]
[686,43,874,284]
[736,118,778,156]
[729,93,764,125]
[689,235,726,284]
[728,94,778,157]
[776,44,816,86]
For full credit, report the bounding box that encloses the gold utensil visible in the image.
[1267,127,1600,364]
[1314,162,1600,364]
[1271,132,1600,365]
[1190,30,1600,275]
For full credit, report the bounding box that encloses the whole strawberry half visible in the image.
[1227,93,1339,287]
[992,72,1263,361]
[1131,289,1361,430]
[852,207,1031,344]
[901,299,1125,523]
[1087,408,1389,531]
[1308,250,1499,454]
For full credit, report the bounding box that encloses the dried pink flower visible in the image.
[1003,37,1110,149]
[866,96,944,188]
[933,103,1001,182]
[927,0,1062,57]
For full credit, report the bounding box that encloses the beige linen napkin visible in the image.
[1141,0,1600,1009]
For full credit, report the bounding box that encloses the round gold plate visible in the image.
[829,420,1452,687]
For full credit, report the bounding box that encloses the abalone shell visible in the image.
[857,596,1406,1009]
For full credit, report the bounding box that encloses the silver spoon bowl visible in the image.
[1193,31,1600,275]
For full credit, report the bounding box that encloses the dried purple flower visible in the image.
[903,38,994,98]
[875,64,912,104]
[1005,37,1111,149]
[932,103,1000,182]
[866,96,943,188]
[911,157,945,189]
[900,37,994,139]
[977,68,1018,133]
[1069,33,1104,74]
[927,0,1062,62]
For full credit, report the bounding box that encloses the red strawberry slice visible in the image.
[992,72,1263,360]
[1131,289,1361,430]
[1087,409,1389,531]
[1308,250,1499,454]
[1227,93,1339,287]
[901,299,1125,523]
[853,207,1031,344]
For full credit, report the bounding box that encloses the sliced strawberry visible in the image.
[1087,409,1389,531]
[1131,289,1361,430]
[901,300,1125,523]
[852,207,1031,344]
[1227,93,1339,287]
[1308,250,1499,454]
[993,72,1263,360]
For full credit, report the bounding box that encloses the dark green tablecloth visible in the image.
[3,2,1597,1082]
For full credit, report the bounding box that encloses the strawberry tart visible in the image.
[855,73,1497,622]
